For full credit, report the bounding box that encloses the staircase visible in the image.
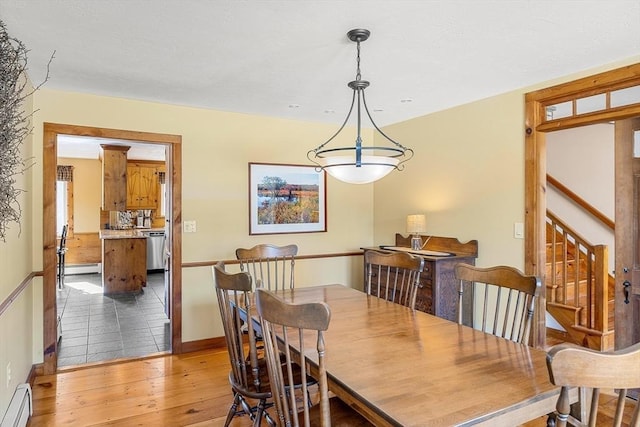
[545,211,615,351]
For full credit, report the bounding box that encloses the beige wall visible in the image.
[58,157,102,233]
[373,91,526,268]
[30,89,374,342]
[0,78,35,414]
[183,256,364,341]
[373,57,640,270]
[1,52,637,417]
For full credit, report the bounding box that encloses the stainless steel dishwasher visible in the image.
[143,230,165,271]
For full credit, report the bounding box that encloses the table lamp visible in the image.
[406,214,427,251]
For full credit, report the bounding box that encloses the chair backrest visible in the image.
[212,261,265,394]
[364,249,425,309]
[255,288,331,427]
[546,342,640,427]
[236,244,298,291]
[454,263,540,344]
[59,224,68,251]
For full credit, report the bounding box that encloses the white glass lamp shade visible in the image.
[319,155,399,184]
[406,214,427,234]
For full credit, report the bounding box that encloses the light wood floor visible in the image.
[28,348,635,426]
[29,348,242,426]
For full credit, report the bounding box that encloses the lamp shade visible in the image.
[406,214,427,234]
[319,155,399,184]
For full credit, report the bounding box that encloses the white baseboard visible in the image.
[65,263,102,275]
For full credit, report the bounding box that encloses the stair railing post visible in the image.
[593,245,608,334]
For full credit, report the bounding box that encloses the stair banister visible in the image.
[547,210,612,350]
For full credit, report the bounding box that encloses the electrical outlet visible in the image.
[183,220,197,233]
[6,362,11,388]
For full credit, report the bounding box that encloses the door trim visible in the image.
[525,63,640,349]
[43,123,182,374]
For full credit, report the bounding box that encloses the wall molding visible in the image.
[0,271,37,317]
[1,252,362,317]
[182,250,364,268]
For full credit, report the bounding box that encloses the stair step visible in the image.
[545,260,591,280]
[545,219,614,350]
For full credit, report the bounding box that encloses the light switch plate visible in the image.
[184,220,197,233]
[514,222,524,239]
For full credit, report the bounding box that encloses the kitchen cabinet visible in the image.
[127,161,160,209]
[101,145,129,211]
[100,230,147,293]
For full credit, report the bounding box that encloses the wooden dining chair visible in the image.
[236,244,298,290]
[454,263,541,344]
[364,249,425,309]
[255,288,372,427]
[57,224,69,289]
[546,342,640,427]
[213,262,274,427]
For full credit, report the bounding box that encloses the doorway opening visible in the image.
[43,123,182,374]
[524,63,640,350]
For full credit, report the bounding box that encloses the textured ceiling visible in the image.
[1,0,639,129]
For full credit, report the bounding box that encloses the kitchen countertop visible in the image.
[99,229,146,239]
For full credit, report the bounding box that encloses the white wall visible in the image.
[547,124,615,272]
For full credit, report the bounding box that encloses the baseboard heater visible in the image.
[65,263,101,275]
[1,384,32,427]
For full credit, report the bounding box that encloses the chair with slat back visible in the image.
[546,342,640,427]
[454,263,541,345]
[364,249,425,309]
[57,224,68,289]
[255,288,372,427]
[236,244,298,290]
[212,262,274,427]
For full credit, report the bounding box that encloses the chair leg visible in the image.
[252,402,264,427]
[223,393,242,427]
[57,253,64,289]
[260,400,276,427]
[60,253,66,287]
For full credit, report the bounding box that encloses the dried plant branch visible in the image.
[0,19,52,242]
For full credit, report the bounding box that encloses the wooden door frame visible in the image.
[43,123,182,374]
[525,63,640,349]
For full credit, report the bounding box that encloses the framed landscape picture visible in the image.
[249,162,326,235]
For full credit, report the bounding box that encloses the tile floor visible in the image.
[56,272,170,367]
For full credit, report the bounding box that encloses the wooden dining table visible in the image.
[258,284,577,427]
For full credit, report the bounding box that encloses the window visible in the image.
[56,165,74,237]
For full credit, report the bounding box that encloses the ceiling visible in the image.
[56,135,166,161]
[1,1,639,147]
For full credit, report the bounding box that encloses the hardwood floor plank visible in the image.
[29,349,235,426]
[29,347,633,426]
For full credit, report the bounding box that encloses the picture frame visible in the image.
[249,162,326,235]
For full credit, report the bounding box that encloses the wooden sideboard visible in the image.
[363,234,478,321]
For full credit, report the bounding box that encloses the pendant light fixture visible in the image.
[307,29,413,184]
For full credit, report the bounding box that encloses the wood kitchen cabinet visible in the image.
[101,231,147,294]
[126,161,160,210]
[363,234,478,321]
[101,145,129,211]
